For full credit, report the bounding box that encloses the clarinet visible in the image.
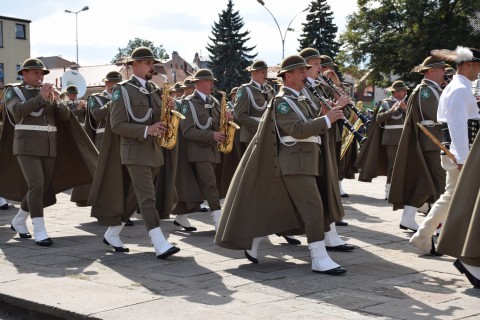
[304,80,366,144]
[316,73,371,126]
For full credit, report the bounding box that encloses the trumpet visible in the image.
[36,82,61,103]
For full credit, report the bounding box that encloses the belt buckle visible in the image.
[47,125,53,132]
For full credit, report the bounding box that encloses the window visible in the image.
[15,23,26,39]
[0,21,3,47]
[16,64,22,81]
[0,63,4,88]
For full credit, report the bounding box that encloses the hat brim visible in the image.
[192,77,218,83]
[246,66,268,72]
[103,78,122,82]
[17,68,50,76]
[277,63,312,76]
[127,58,161,65]
[386,86,408,91]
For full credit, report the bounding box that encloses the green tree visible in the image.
[298,0,340,59]
[339,0,480,84]
[111,38,169,63]
[206,0,257,92]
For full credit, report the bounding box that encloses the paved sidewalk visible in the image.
[1,176,479,320]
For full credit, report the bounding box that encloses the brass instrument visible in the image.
[37,82,61,103]
[340,102,364,160]
[218,90,240,154]
[158,82,185,149]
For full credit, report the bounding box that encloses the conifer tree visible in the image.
[298,0,340,59]
[207,0,257,92]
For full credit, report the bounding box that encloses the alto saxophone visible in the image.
[218,90,240,154]
[158,82,185,149]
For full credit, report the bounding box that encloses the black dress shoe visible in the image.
[244,250,258,264]
[103,238,129,252]
[326,244,355,252]
[453,259,480,288]
[35,238,53,247]
[335,220,348,227]
[125,219,134,227]
[313,266,347,275]
[399,224,417,232]
[340,193,349,198]
[75,201,89,207]
[10,225,32,239]
[276,234,301,245]
[173,220,197,232]
[429,237,443,256]
[199,206,209,212]
[0,203,10,210]
[157,246,180,259]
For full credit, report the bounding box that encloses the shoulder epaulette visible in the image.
[117,79,130,86]
[4,82,22,88]
[183,94,194,101]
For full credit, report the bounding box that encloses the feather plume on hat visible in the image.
[431,46,475,63]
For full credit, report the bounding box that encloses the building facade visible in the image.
[0,15,31,99]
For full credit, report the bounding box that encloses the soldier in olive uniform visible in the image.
[234,60,275,152]
[174,69,227,231]
[86,71,123,149]
[299,47,355,252]
[216,55,347,275]
[376,80,408,199]
[180,77,195,99]
[5,59,71,246]
[63,85,87,124]
[389,56,447,232]
[106,47,180,259]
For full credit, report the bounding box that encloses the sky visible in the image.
[2,0,358,67]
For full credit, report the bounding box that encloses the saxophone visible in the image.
[217,90,240,154]
[158,82,185,149]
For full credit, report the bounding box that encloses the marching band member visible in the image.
[389,56,447,232]
[62,85,87,124]
[299,47,354,252]
[215,55,348,275]
[90,47,179,259]
[1,58,96,246]
[376,80,408,200]
[411,47,480,255]
[173,69,225,231]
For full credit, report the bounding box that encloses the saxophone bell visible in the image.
[157,82,185,149]
[218,90,240,154]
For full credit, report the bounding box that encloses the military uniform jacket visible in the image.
[0,85,98,204]
[215,88,343,250]
[389,79,443,210]
[88,91,110,130]
[179,90,221,163]
[234,81,275,143]
[274,87,329,176]
[5,83,71,157]
[64,100,87,124]
[376,98,405,146]
[412,79,443,150]
[110,76,163,168]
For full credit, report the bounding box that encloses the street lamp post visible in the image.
[65,6,89,66]
[257,0,308,60]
